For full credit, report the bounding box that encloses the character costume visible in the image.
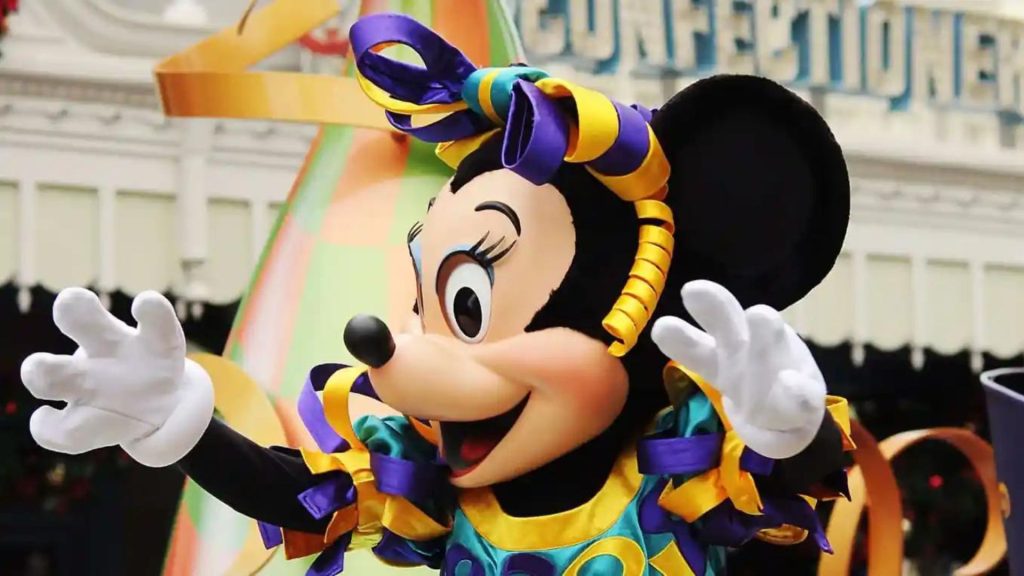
[21,11,856,576]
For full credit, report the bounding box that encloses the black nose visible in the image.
[343,314,395,368]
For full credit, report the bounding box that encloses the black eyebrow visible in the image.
[474,201,521,236]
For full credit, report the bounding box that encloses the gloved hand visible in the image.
[21,288,214,467]
[652,280,826,459]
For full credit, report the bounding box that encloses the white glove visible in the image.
[21,288,214,467]
[651,280,826,460]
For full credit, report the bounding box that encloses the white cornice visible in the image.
[0,95,315,165]
[0,0,300,85]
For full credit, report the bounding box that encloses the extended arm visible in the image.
[20,288,328,533]
[178,418,328,534]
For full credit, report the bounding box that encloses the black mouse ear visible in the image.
[650,74,850,312]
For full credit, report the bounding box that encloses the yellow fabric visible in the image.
[603,199,675,357]
[658,469,727,522]
[356,70,470,116]
[826,395,857,451]
[534,78,620,162]
[588,126,671,202]
[657,363,765,519]
[477,70,504,125]
[719,430,763,515]
[436,128,502,168]
[323,367,369,451]
[649,541,696,576]
[155,0,394,128]
[562,537,647,576]
[458,448,644,551]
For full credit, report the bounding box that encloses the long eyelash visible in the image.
[407,221,424,244]
[468,232,516,267]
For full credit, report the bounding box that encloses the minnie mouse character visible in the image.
[21,13,855,576]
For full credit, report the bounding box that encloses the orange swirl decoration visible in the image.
[821,423,1007,576]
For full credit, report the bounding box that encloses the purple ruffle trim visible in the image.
[259,364,449,574]
[637,431,775,477]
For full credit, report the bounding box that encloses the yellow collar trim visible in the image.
[457,448,643,551]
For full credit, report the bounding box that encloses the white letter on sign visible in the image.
[864,1,907,98]
[520,0,568,58]
[669,0,710,72]
[755,0,799,82]
[804,0,842,87]
[960,15,998,107]
[620,0,670,69]
[911,8,955,105]
[715,0,755,74]
[996,20,1024,115]
[570,0,616,62]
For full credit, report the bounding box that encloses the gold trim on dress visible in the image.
[458,448,644,551]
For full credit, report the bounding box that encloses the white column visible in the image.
[910,256,927,370]
[176,119,214,319]
[17,179,36,313]
[249,197,269,267]
[97,185,116,309]
[970,260,986,373]
[851,250,868,366]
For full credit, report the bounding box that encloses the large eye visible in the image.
[437,253,492,343]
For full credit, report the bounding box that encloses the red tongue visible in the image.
[460,435,499,464]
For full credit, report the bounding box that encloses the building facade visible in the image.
[0,1,1022,575]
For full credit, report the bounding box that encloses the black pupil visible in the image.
[453,287,482,338]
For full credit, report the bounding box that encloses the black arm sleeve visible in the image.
[177,418,331,534]
[755,411,848,497]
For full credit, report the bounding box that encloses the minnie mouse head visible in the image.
[341,13,849,512]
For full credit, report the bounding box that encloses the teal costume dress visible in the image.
[256,364,850,576]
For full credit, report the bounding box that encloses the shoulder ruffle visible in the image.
[257,364,452,574]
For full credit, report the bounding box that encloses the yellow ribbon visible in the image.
[155,0,395,128]
[658,362,857,525]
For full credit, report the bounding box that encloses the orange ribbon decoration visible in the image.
[822,424,1007,576]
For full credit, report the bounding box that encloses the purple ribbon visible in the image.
[257,521,283,549]
[350,14,488,143]
[308,532,353,576]
[298,364,350,453]
[637,433,722,476]
[502,80,568,185]
[349,13,659,190]
[503,554,556,575]
[298,474,357,520]
[637,432,776,477]
[639,479,708,576]
[371,452,448,503]
[298,364,386,454]
[373,530,444,568]
[699,497,832,553]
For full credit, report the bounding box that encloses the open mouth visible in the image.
[441,397,528,478]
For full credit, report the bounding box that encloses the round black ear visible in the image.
[650,74,850,312]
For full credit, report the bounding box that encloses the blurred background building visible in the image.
[0,0,1022,574]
